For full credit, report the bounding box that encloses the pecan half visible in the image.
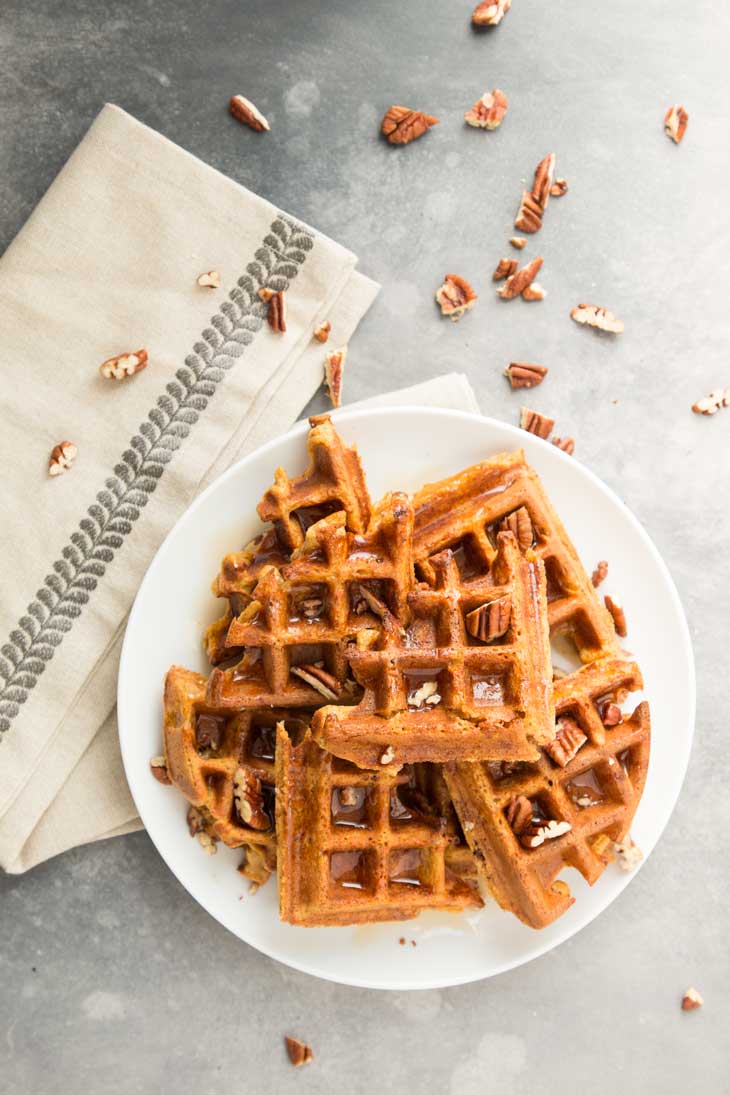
[149,755,171,784]
[500,506,534,551]
[324,347,346,407]
[604,594,627,637]
[550,178,568,197]
[514,190,544,234]
[591,560,608,587]
[465,597,511,642]
[510,236,527,249]
[515,153,555,232]
[552,436,575,455]
[570,303,624,334]
[522,281,546,302]
[99,349,148,381]
[664,105,688,145]
[681,988,703,1012]
[229,94,270,132]
[266,290,286,333]
[520,406,554,440]
[290,664,341,700]
[436,273,477,320]
[520,819,572,849]
[197,270,221,289]
[497,256,543,300]
[505,795,532,834]
[285,1036,314,1067]
[692,386,730,416]
[313,320,331,344]
[48,440,77,477]
[493,257,519,281]
[600,701,622,727]
[233,768,270,830]
[472,0,511,26]
[464,89,508,130]
[504,362,548,389]
[381,106,439,145]
[544,715,587,767]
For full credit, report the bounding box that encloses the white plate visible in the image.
[118,407,695,990]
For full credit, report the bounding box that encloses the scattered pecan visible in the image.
[682,988,703,1012]
[408,680,440,707]
[380,745,395,765]
[514,191,544,234]
[500,506,534,551]
[258,287,274,303]
[472,0,511,26]
[544,715,587,767]
[600,701,622,727]
[552,436,575,455]
[612,837,642,871]
[505,795,532,834]
[504,362,548,389]
[351,582,390,619]
[520,406,554,440]
[493,257,519,281]
[149,755,171,784]
[570,303,624,334]
[591,560,608,588]
[298,594,324,620]
[324,347,346,407]
[520,819,572,849]
[522,282,546,302]
[196,270,221,289]
[285,1036,314,1067]
[590,833,615,864]
[381,106,439,145]
[692,386,730,416]
[465,597,512,642]
[229,94,270,132]
[436,273,477,321]
[515,153,555,233]
[99,349,148,381]
[196,713,225,752]
[550,178,568,197]
[664,105,688,145]
[186,805,207,837]
[239,842,276,886]
[510,236,527,249]
[313,320,331,344]
[266,290,286,333]
[233,768,270,830]
[464,89,508,130]
[339,786,359,807]
[604,594,627,637]
[497,256,543,300]
[197,832,217,855]
[290,664,341,700]
[48,441,77,477]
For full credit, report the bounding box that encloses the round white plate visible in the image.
[118,407,694,990]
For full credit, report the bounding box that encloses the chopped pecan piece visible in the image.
[233,768,270,830]
[99,348,148,381]
[664,105,688,145]
[613,837,642,871]
[229,94,270,132]
[266,290,286,333]
[149,755,171,784]
[520,819,572,849]
[351,582,390,620]
[380,745,395,765]
[339,786,359,807]
[692,386,730,416]
[550,178,568,197]
[472,0,511,25]
[497,256,543,300]
[520,406,554,440]
[238,842,276,886]
[196,270,221,289]
[514,190,543,234]
[681,988,703,1012]
[408,680,440,708]
[313,320,331,344]
[500,506,534,551]
[522,282,546,302]
[464,89,508,130]
[48,440,77,477]
[285,1036,314,1067]
[436,273,477,321]
[591,833,615,864]
[258,287,274,303]
[465,597,511,642]
[290,664,341,700]
[197,832,217,855]
[591,560,608,587]
[600,701,622,727]
[324,347,346,407]
[510,236,527,249]
[186,805,207,837]
[505,795,532,834]
[552,436,575,455]
[604,594,627,637]
[570,303,624,334]
[493,257,519,281]
[544,715,587,767]
[381,106,439,145]
[504,362,548,389]
[515,153,555,232]
[196,712,225,752]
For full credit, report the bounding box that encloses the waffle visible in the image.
[163,666,310,886]
[257,414,372,550]
[276,724,483,926]
[443,657,650,929]
[312,531,554,768]
[206,492,414,709]
[412,450,618,663]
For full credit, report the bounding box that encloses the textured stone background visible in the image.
[1,1,728,1092]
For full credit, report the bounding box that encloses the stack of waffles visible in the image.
[160,415,650,930]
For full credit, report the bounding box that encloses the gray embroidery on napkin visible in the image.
[0,214,314,738]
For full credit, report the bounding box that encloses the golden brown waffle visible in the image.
[257,414,371,550]
[163,666,308,887]
[276,725,483,926]
[312,531,554,768]
[412,450,618,663]
[207,492,414,709]
[443,657,650,929]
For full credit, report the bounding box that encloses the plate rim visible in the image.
[118,405,696,990]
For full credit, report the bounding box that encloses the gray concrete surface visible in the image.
[1,1,728,1092]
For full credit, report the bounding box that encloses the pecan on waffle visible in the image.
[163,666,309,887]
[443,657,650,929]
[257,414,371,550]
[413,450,618,663]
[276,725,483,926]
[312,531,554,768]
[206,492,414,709]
